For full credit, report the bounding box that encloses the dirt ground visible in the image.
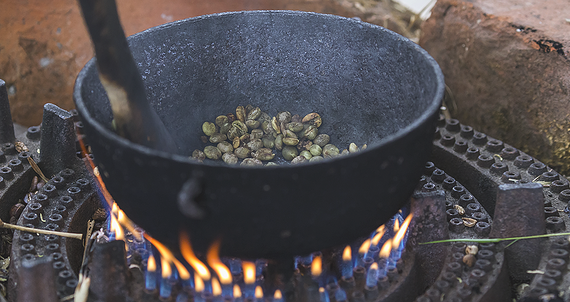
[0,0,421,126]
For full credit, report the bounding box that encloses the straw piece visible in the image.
[0,218,82,240]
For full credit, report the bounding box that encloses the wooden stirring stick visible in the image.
[77,0,177,152]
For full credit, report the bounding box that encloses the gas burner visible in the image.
[1,70,568,302]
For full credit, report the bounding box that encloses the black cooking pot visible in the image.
[74,11,443,259]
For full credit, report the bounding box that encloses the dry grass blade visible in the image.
[421,232,570,245]
[27,157,49,183]
[73,275,90,302]
[85,219,95,247]
[0,218,82,240]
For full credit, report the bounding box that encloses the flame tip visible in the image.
[393,214,414,247]
[359,238,371,254]
[311,256,323,277]
[212,277,222,296]
[194,274,205,293]
[180,233,211,280]
[148,255,156,272]
[233,284,242,298]
[207,239,232,284]
[255,285,264,298]
[243,261,256,285]
[342,246,352,261]
[379,240,392,258]
[161,257,172,279]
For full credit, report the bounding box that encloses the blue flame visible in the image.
[341,259,353,279]
[228,258,242,275]
[299,254,313,266]
[326,275,337,286]
[159,277,172,299]
[320,289,330,302]
[203,279,213,294]
[365,245,379,260]
[145,268,157,292]
[176,292,189,302]
[335,288,347,302]
[135,206,412,301]
[256,259,267,278]
[194,293,205,302]
[243,284,255,298]
[365,265,378,288]
[377,258,388,279]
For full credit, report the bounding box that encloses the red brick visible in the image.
[420,0,570,174]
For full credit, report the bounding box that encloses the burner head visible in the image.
[73,11,443,258]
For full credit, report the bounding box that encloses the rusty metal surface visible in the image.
[3,100,101,301]
[39,104,78,177]
[16,257,58,302]
[408,191,449,289]
[431,117,570,301]
[0,81,16,145]
[409,162,507,302]
[420,0,570,176]
[2,81,570,301]
[87,241,130,302]
[490,183,546,283]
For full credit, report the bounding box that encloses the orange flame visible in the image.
[243,261,256,285]
[78,124,186,279]
[370,262,378,271]
[379,240,392,258]
[233,284,242,298]
[359,239,371,255]
[110,215,121,238]
[148,254,157,272]
[179,231,211,280]
[212,277,222,296]
[77,135,113,208]
[117,209,142,241]
[392,214,413,248]
[173,259,191,281]
[371,228,385,246]
[311,256,322,277]
[206,240,232,285]
[274,290,283,299]
[255,286,263,299]
[111,202,118,216]
[79,134,141,241]
[161,257,172,279]
[394,219,400,232]
[144,234,194,281]
[376,224,385,234]
[110,215,127,251]
[195,274,205,293]
[145,234,175,262]
[342,246,352,262]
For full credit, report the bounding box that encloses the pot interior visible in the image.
[78,11,441,156]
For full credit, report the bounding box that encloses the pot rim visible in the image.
[73,10,444,169]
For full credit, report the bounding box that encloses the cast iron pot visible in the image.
[74,10,444,259]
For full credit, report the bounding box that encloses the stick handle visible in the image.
[77,0,177,153]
